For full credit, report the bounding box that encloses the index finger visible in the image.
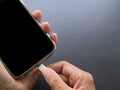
[47,61,82,77]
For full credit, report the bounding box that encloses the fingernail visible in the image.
[38,64,53,79]
[38,64,46,71]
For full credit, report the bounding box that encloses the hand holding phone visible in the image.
[0,0,56,78]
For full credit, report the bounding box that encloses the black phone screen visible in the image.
[0,0,55,76]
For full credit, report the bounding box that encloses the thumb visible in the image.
[38,64,70,90]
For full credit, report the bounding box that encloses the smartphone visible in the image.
[0,0,56,78]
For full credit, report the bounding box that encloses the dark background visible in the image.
[23,0,120,90]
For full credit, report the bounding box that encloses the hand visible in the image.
[39,61,96,90]
[0,10,58,90]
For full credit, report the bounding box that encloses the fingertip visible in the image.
[41,22,51,33]
[32,10,42,22]
[50,33,58,44]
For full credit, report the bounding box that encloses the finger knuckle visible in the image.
[84,72,94,83]
[60,61,70,66]
[60,60,68,64]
